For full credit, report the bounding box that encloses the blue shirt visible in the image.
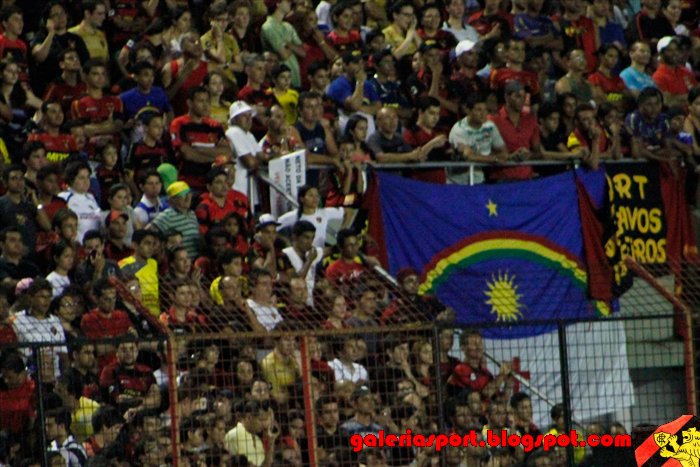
[120,86,172,120]
[326,75,379,109]
[368,77,410,108]
[620,67,657,91]
[599,22,626,47]
[514,13,559,39]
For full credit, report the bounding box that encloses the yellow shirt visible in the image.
[383,24,416,56]
[201,30,240,84]
[119,256,160,316]
[72,397,101,442]
[547,428,585,465]
[224,423,265,467]
[261,350,301,390]
[269,88,299,125]
[211,101,231,127]
[68,25,108,60]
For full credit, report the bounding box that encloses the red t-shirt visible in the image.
[70,94,125,157]
[326,259,367,284]
[327,31,363,52]
[652,63,699,95]
[28,132,79,163]
[488,107,539,180]
[0,379,36,434]
[588,71,626,102]
[81,309,133,340]
[43,78,88,114]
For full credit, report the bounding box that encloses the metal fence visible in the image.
[0,255,692,467]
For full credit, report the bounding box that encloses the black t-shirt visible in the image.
[0,196,38,253]
[0,257,40,283]
[29,31,90,96]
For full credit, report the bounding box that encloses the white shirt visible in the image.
[282,246,324,305]
[277,207,344,247]
[449,118,505,157]
[226,125,262,196]
[46,272,71,298]
[12,311,67,379]
[58,189,101,243]
[316,1,333,29]
[328,358,369,383]
[246,299,284,331]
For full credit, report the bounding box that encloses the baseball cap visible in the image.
[455,39,477,56]
[657,36,678,53]
[352,386,373,400]
[255,213,281,231]
[105,210,128,227]
[229,101,255,123]
[167,181,191,198]
[343,50,364,63]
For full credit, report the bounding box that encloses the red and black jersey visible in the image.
[126,140,170,182]
[71,94,125,123]
[170,115,226,191]
[28,131,79,163]
[195,191,250,235]
[96,166,125,209]
[108,0,145,47]
[0,35,28,82]
[71,94,125,157]
[43,77,87,114]
[99,363,156,406]
[327,31,363,53]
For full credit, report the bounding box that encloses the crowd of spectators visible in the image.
[0,0,679,465]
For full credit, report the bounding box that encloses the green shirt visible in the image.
[149,208,200,259]
[261,16,302,88]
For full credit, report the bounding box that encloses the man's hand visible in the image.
[91,250,106,273]
[513,147,531,161]
[306,248,318,263]
[46,18,56,34]
[355,69,367,85]
[500,361,512,376]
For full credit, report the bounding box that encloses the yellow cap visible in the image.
[167,181,191,198]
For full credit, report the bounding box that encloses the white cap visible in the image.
[256,213,281,231]
[455,40,477,56]
[229,101,255,123]
[657,36,676,53]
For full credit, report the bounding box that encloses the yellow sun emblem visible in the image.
[484,271,525,322]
